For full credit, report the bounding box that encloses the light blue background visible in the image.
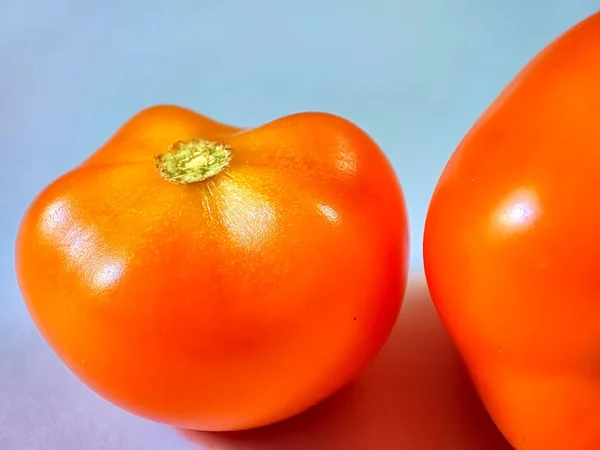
[1,2,598,449]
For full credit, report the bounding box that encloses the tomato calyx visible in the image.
[155,138,232,184]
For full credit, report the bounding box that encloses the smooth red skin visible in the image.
[15,106,409,431]
[424,12,600,450]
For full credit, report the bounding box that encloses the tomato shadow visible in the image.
[181,275,513,450]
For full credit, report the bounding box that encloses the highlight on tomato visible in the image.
[15,105,409,431]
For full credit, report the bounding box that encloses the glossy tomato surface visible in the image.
[15,105,409,431]
[424,12,600,450]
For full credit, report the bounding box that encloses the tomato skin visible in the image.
[423,12,600,450]
[15,106,409,431]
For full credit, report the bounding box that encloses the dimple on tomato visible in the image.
[15,105,409,431]
[424,12,600,450]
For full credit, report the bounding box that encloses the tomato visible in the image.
[423,12,600,450]
[15,105,409,431]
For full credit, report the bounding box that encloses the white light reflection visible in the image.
[40,199,127,291]
[317,203,340,224]
[493,188,540,233]
[218,180,277,250]
[92,259,125,290]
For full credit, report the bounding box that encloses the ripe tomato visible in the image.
[423,12,600,450]
[15,105,409,431]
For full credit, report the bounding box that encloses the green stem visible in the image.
[155,138,232,184]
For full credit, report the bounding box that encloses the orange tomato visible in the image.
[423,12,600,450]
[15,105,409,431]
